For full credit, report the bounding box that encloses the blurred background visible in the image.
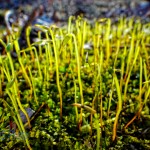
[0,0,150,32]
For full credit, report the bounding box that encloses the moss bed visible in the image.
[0,16,150,149]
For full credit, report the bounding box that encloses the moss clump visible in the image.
[0,17,150,149]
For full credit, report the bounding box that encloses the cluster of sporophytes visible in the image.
[0,16,150,149]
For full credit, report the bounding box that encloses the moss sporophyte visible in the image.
[0,16,150,149]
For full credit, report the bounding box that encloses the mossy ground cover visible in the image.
[0,16,150,149]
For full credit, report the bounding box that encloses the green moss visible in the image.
[0,16,150,149]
